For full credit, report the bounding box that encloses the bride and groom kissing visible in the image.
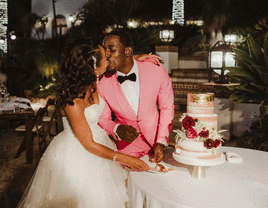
[17,30,175,207]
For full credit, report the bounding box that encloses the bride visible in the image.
[17,38,151,208]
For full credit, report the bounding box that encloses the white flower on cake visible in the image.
[173,115,225,149]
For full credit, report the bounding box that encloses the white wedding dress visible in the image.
[17,96,128,208]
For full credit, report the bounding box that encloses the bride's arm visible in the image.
[64,100,150,171]
[133,53,162,66]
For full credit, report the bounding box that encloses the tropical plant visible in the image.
[238,113,268,151]
[31,48,61,97]
[226,32,268,106]
[226,32,268,151]
[35,48,60,79]
[126,27,162,54]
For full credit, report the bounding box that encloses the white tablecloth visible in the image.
[128,146,268,208]
[0,97,31,113]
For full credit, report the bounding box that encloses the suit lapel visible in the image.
[112,74,137,119]
[137,62,149,121]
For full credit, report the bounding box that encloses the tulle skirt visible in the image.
[17,126,128,208]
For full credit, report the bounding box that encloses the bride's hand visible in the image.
[133,53,162,66]
[126,156,150,171]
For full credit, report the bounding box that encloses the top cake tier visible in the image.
[186,92,215,114]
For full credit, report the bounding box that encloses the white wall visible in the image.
[232,102,260,137]
[157,52,179,74]
[215,98,260,141]
[214,98,232,142]
[178,60,208,69]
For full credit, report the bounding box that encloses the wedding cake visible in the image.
[173,93,225,165]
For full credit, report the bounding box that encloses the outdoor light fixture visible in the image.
[127,20,138,28]
[68,15,74,23]
[224,34,238,45]
[68,15,75,27]
[209,41,235,84]
[160,30,174,42]
[10,31,16,40]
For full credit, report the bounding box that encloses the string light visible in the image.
[172,0,184,26]
[0,0,8,53]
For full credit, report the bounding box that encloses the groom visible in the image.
[98,30,174,162]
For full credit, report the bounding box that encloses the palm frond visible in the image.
[264,32,268,68]
[248,36,265,65]
[236,84,259,94]
[227,71,256,82]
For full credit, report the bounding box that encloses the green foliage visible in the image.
[125,27,162,54]
[196,32,210,51]
[226,32,268,104]
[31,48,61,98]
[77,1,114,39]
[238,114,268,151]
[227,32,268,151]
[35,48,60,79]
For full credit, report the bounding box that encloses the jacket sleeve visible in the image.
[156,64,175,145]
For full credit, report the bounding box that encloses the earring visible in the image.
[92,56,97,69]
[96,74,99,84]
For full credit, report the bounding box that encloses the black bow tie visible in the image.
[117,73,136,84]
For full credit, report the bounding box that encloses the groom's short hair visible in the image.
[107,30,133,49]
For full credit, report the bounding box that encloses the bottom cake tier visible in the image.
[173,150,225,166]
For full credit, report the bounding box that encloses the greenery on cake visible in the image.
[173,115,225,149]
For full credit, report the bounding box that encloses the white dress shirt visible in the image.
[113,59,139,139]
[117,59,140,115]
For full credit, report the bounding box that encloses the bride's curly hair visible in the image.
[57,38,102,110]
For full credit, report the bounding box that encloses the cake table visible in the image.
[172,151,225,178]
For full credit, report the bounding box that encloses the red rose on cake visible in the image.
[198,129,209,138]
[214,139,221,148]
[186,127,198,139]
[174,115,225,150]
[182,115,195,129]
[204,139,214,149]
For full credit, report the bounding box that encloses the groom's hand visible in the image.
[152,143,164,163]
[117,125,139,143]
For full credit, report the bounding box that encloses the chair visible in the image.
[43,108,58,143]
[43,98,55,120]
[42,98,59,135]
[15,106,46,134]
[15,106,48,157]
[34,107,48,156]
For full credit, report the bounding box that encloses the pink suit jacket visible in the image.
[98,60,175,158]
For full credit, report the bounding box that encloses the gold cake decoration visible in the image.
[191,94,200,103]
[206,94,214,102]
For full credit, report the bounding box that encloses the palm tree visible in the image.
[202,0,229,46]
[104,0,141,28]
